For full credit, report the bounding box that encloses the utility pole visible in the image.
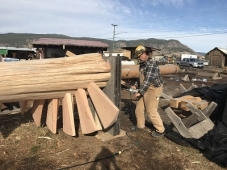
[111,24,118,52]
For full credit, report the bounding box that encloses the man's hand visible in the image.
[131,85,136,90]
[134,92,141,98]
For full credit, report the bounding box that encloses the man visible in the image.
[131,45,165,137]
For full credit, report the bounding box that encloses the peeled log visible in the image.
[121,64,180,79]
[0,53,110,102]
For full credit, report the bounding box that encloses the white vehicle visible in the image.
[176,58,204,68]
[181,54,197,60]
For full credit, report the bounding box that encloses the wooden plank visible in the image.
[19,101,28,114]
[165,107,192,138]
[75,89,98,134]
[87,82,119,129]
[65,50,77,57]
[62,93,76,136]
[179,84,187,93]
[188,118,214,139]
[31,100,45,126]
[161,93,172,100]
[202,101,217,117]
[170,95,195,109]
[180,97,202,111]
[88,98,102,131]
[183,102,207,128]
[46,99,59,134]
[193,100,209,110]
[186,102,207,121]
[170,88,180,97]
[182,74,190,81]
[170,98,182,108]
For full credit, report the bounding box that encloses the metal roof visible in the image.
[207,47,227,55]
[31,38,108,48]
[217,47,227,55]
[0,47,35,51]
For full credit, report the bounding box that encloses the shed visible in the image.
[206,47,227,67]
[0,47,35,60]
[31,38,108,59]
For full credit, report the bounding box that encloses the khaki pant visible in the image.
[135,85,165,133]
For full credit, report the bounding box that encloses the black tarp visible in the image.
[165,83,227,167]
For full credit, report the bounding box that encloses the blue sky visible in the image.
[0,0,227,52]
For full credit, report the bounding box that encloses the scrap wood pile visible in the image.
[0,51,119,136]
[163,83,227,166]
[162,83,217,139]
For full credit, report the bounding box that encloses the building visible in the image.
[206,47,227,67]
[103,51,123,57]
[31,38,108,59]
[0,47,35,60]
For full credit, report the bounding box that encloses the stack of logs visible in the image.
[0,52,119,136]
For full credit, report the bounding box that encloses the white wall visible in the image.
[103,51,123,57]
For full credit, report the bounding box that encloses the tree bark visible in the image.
[0,53,110,102]
[121,64,180,79]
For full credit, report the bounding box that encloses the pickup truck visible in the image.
[176,58,204,68]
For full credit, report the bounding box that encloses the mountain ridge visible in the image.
[0,33,199,57]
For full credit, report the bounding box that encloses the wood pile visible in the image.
[0,51,119,136]
[0,52,111,102]
[163,83,217,139]
[170,95,209,111]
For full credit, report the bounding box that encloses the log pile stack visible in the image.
[0,52,111,102]
[0,52,119,136]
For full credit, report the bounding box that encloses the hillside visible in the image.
[0,33,196,57]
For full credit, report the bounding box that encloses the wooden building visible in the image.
[0,47,35,60]
[206,47,227,67]
[31,38,108,59]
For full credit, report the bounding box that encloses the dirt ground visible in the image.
[0,67,227,170]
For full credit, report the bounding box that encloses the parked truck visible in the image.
[176,58,204,68]
[181,54,197,60]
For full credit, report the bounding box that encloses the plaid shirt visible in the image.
[138,59,163,95]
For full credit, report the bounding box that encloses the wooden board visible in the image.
[87,82,119,129]
[189,118,214,139]
[62,93,76,136]
[75,89,98,134]
[180,97,202,111]
[19,101,28,114]
[88,98,102,131]
[165,107,192,138]
[46,99,59,134]
[31,100,45,126]
[170,95,195,108]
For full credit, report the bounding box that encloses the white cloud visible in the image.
[0,0,226,52]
